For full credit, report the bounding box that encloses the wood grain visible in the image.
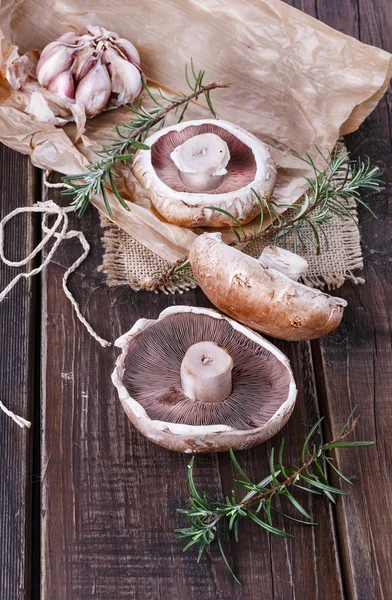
[40,208,343,598]
[216,339,344,599]
[310,1,392,598]
[40,196,242,599]
[37,1,392,599]
[0,146,37,600]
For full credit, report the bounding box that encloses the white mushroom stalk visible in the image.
[132,119,277,228]
[180,341,233,403]
[170,133,230,192]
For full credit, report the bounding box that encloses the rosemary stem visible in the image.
[230,185,340,247]
[208,418,358,526]
[128,80,231,143]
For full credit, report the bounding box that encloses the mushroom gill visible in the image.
[151,123,257,194]
[121,311,291,430]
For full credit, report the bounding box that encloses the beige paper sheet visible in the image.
[0,0,391,261]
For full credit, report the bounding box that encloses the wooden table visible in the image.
[1,1,391,598]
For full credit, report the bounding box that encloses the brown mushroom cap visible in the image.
[112,306,297,453]
[189,234,347,341]
[132,119,276,228]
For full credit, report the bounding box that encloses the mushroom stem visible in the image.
[180,341,233,403]
[170,133,230,192]
[258,246,308,281]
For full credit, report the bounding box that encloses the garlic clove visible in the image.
[36,43,76,88]
[47,69,75,99]
[115,38,141,66]
[72,46,96,82]
[105,46,142,106]
[75,58,112,117]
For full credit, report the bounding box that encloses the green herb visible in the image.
[176,407,373,584]
[149,146,382,291]
[62,60,230,217]
[207,146,382,255]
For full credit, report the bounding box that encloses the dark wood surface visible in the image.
[0,1,391,598]
[0,149,37,599]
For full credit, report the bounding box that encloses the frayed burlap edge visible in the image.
[98,217,197,294]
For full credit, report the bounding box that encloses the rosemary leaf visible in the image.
[322,441,375,450]
[63,62,230,215]
[177,410,373,584]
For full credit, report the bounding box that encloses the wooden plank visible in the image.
[306,1,392,598]
[0,146,37,599]
[40,203,344,598]
[40,195,241,599]
[216,339,344,598]
[40,1,392,597]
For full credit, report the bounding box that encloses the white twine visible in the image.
[43,170,73,189]
[0,400,31,429]
[0,200,112,426]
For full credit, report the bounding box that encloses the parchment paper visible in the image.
[0,0,391,261]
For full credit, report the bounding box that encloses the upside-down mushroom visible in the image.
[112,306,297,453]
[132,119,276,228]
[189,234,347,341]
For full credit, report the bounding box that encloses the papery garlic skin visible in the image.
[35,25,143,118]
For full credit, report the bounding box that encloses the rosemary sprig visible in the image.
[149,146,382,291]
[176,408,373,584]
[209,146,383,255]
[62,60,230,217]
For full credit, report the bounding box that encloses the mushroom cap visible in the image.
[112,306,297,453]
[132,119,276,228]
[189,234,347,341]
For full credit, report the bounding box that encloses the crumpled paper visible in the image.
[0,0,391,261]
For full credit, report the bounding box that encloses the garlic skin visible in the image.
[35,25,143,118]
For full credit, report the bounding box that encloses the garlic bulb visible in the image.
[36,25,143,118]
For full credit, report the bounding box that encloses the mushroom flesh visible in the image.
[132,119,277,228]
[258,245,309,281]
[112,306,297,453]
[189,233,347,341]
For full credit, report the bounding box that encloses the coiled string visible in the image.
[0,200,112,428]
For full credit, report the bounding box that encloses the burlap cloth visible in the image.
[99,145,364,294]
